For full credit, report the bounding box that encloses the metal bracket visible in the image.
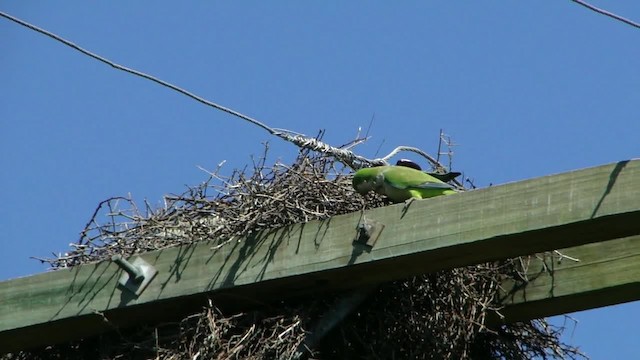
[112,255,158,296]
[353,217,385,248]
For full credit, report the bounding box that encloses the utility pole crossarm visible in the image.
[500,235,640,323]
[0,159,639,352]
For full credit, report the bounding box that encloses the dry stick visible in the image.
[0,10,453,173]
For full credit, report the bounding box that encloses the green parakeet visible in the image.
[352,165,456,203]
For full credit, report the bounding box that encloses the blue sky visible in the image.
[1,2,639,358]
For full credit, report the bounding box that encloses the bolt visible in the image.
[112,255,144,283]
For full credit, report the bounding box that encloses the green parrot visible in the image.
[352,165,457,203]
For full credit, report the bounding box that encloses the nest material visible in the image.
[13,144,586,360]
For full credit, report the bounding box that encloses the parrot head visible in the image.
[352,167,385,194]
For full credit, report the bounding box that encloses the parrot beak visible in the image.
[353,180,374,194]
[353,183,368,194]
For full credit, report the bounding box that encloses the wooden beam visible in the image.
[499,235,640,323]
[1,160,639,352]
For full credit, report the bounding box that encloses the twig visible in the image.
[554,250,581,263]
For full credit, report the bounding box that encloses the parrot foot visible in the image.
[402,197,416,212]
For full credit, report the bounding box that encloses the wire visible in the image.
[0,10,456,172]
[0,10,280,136]
[569,0,640,30]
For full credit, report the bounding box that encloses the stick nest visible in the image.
[10,142,586,360]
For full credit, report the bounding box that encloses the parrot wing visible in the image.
[427,171,462,183]
[410,181,455,190]
[382,166,454,190]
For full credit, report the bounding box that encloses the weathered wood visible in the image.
[1,160,639,352]
[499,235,640,323]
